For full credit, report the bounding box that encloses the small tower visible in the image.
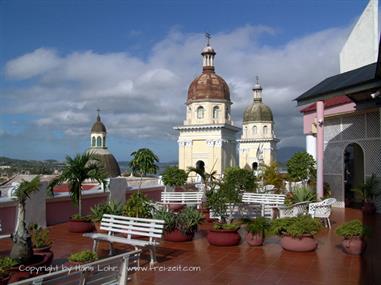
[239,78,279,169]
[88,110,121,177]
[175,35,240,179]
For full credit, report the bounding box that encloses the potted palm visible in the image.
[90,201,123,232]
[352,174,380,214]
[270,215,322,252]
[336,220,368,255]
[154,207,203,242]
[0,257,18,285]
[129,148,159,190]
[245,217,271,246]
[161,166,189,211]
[124,192,154,218]
[48,152,107,233]
[64,250,98,267]
[29,224,52,253]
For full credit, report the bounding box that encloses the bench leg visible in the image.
[108,242,113,256]
[134,246,140,268]
[92,240,98,252]
[148,245,157,267]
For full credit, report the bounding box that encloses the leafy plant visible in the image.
[213,223,240,231]
[10,176,41,263]
[270,215,322,238]
[124,192,154,218]
[0,257,18,278]
[129,148,159,187]
[287,152,316,182]
[90,200,124,222]
[48,152,107,217]
[161,167,188,188]
[153,209,177,233]
[68,250,97,263]
[285,187,316,205]
[246,217,271,235]
[336,220,369,239]
[224,167,257,192]
[262,162,284,191]
[29,224,52,249]
[71,214,92,222]
[352,174,380,203]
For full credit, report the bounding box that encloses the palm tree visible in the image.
[187,166,217,191]
[48,152,107,217]
[10,176,40,263]
[129,148,159,189]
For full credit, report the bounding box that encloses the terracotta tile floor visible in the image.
[1,208,380,285]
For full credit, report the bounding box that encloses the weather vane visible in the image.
[256,76,259,84]
[205,32,211,46]
[96,108,101,116]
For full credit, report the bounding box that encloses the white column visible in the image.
[306,134,317,160]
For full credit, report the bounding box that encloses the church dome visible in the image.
[91,114,106,133]
[243,102,273,122]
[187,72,230,103]
[88,148,121,177]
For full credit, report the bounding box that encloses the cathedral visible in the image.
[176,39,278,178]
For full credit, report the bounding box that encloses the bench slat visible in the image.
[103,214,165,224]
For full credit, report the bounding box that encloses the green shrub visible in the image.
[90,201,124,222]
[213,223,240,231]
[262,162,284,191]
[124,192,153,218]
[336,220,369,239]
[161,167,188,187]
[71,214,91,222]
[153,209,177,233]
[68,250,97,263]
[287,152,316,182]
[29,224,52,248]
[246,217,271,235]
[224,167,257,192]
[286,187,316,205]
[0,256,18,272]
[270,215,322,238]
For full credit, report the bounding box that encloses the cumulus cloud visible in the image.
[1,24,348,160]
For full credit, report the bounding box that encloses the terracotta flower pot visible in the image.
[207,229,241,246]
[68,219,93,233]
[280,235,318,252]
[33,245,52,254]
[362,202,376,215]
[168,204,185,212]
[0,275,10,285]
[246,232,264,246]
[342,237,365,255]
[164,229,194,242]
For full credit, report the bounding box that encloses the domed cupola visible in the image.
[91,113,107,133]
[243,78,273,122]
[187,36,230,103]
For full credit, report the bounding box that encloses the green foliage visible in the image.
[270,215,322,238]
[129,148,159,176]
[223,167,256,192]
[29,224,52,248]
[71,214,92,222]
[154,207,203,234]
[48,152,107,216]
[68,250,97,263]
[124,192,153,218]
[161,167,188,187]
[90,201,124,222]
[352,174,381,203]
[285,187,316,205]
[0,257,18,277]
[246,217,271,235]
[14,176,41,204]
[336,220,369,239]
[213,223,240,231]
[262,162,284,191]
[287,152,316,182]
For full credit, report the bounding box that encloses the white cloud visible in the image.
[1,24,348,159]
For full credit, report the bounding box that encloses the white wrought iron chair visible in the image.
[308,198,337,229]
[277,201,309,218]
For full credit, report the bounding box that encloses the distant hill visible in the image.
[277,146,305,164]
[0,156,64,175]
[118,161,178,175]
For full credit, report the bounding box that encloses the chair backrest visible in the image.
[321,198,337,206]
[10,250,141,285]
[161,192,203,204]
[100,214,165,242]
[263,185,275,191]
[242,193,286,205]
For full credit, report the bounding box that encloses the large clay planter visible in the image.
[342,237,365,255]
[168,204,185,212]
[33,246,52,254]
[362,202,376,215]
[246,232,264,246]
[164,229,194,242]
[68,219,93,233]
[207,229,241,246]
[280,235,318,252]
[0,275,10,285]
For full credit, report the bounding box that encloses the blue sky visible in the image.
[0,0,373,162]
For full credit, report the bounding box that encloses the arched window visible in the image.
[253,125,257,135]
[197,106,204,119]
[92,136,96,147]
[103,136,106,147]
[263,126,268,135]
[96,136,102,147]
[213,106,219,119]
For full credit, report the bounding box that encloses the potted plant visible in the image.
[124,192,154,218]
[29,224,52,253]
[48,152,107,233]
[161,167,188,211]
[245,217,271,246]
[270,215,322,252]
[352,174,380,214]
[129,148,159,190]
[0,257,18,285]
[336,220,368,255]
[154,207,203,242]
[285,187,316,205]
[90,201,123,232]
[65,250,97,267]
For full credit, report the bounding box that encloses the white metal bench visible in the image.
[242,193,286,218]
[308,198,337,228]
[160,191,204,209]
[0,221,11,240]
[83,214,164,266]
[10,250,141,285]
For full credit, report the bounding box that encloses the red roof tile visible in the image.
[300,96,353,113]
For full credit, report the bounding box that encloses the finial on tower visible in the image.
[205,32,211,46]
[96,108,101,121]
[256,76,259,85]
[253,76,263,102]
[201,33,216,71]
